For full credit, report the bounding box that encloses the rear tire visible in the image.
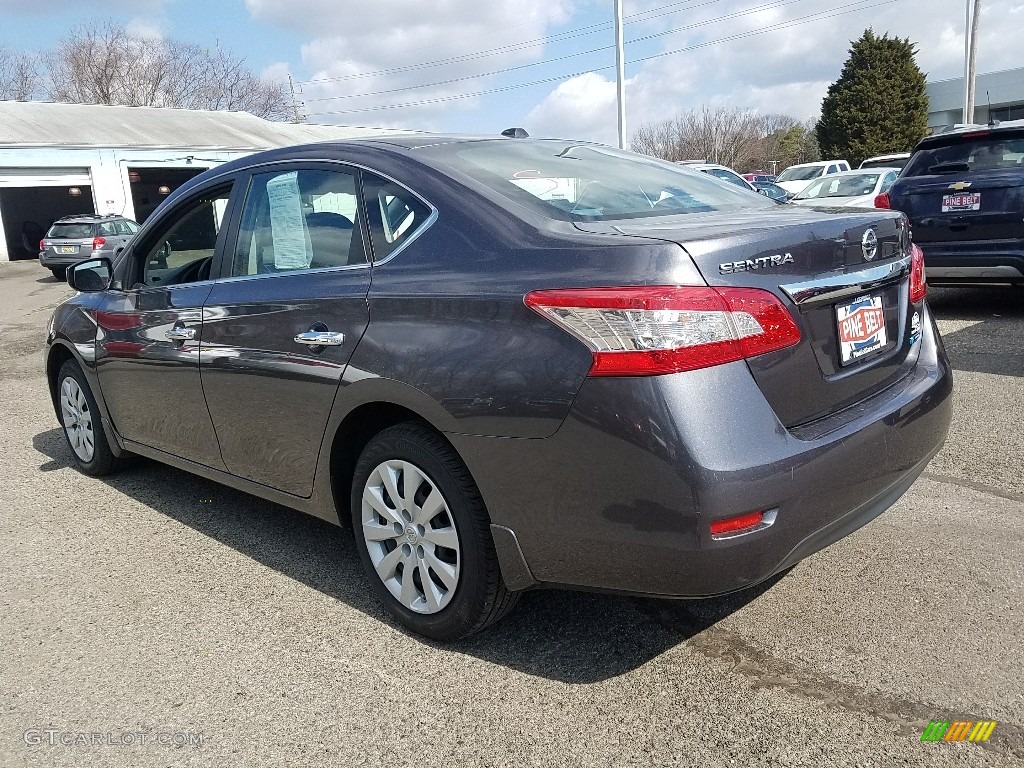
[56,360,122,476]
[350,423,518,641]
[50,267,66,280]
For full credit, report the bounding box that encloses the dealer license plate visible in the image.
[941,192,980,212]
[836,294,887,365]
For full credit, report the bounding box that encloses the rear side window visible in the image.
[361,172,433,259]
[98,222,117,236]
[903,133,1024,176]
[47,223,94,238]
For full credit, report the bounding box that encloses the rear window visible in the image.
[420,140,772,222]
[795,174,881,200]
[702,168,751,189]
[860,157,910,170]
[46,223,94,238]
[776,165,824,182]
[903,132,1024,176]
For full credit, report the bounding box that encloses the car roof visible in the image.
[783,160,848,169]
[918,119,1024,147]
[806,168,899,178]
[862,152,911,160]
[54,214,125,222]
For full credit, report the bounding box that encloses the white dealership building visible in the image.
[0,101,400,261]
[927,66,1024,132]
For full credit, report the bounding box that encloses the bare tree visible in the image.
[632,106,765,168]
[42,21,293,121]
[0,47,41,101]
[632,108,820,172]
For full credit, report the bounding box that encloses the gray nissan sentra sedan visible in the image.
[44,136,952,640]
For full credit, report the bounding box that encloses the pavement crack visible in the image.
[687,625,1024,759]
[921,471,1024,504]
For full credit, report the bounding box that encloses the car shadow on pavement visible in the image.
[32,426,784,684]
[929,286,1024,377]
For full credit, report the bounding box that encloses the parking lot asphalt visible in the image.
[0,259,1021,767]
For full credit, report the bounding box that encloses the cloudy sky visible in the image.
[1,0,1021,144]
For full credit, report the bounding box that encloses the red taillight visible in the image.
[39,240,46,251]
[909,243,927,303]
[524,286,801,377]
[710,511,765,537]
[92,236,106,250]
[873,192,890,209]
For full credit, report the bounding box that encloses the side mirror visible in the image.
[67,257,113,292]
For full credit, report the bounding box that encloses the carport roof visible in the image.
[0,101,412,150]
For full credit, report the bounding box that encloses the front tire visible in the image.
[350,423,518,641]
[56,360,121,476]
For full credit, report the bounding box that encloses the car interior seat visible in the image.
[306,211,354,268]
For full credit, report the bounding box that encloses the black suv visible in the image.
[39,215,141,280]
[884,120,1024,285]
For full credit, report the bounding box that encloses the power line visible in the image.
[305,0,897,118]
[295,0,729,87]
[303,0,811,105]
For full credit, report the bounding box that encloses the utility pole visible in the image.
[963,0,982,124]
[614,0,626,149]
[288,74,304,124]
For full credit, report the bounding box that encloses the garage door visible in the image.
[0,168,95,261]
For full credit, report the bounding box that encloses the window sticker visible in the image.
[265,172,311,270]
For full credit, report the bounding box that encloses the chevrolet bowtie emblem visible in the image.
[949,181,972,190]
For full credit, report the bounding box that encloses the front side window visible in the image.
[420,141,771,222]
[140,186,232,287]
[232,168,366,277]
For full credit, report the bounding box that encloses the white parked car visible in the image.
[774,160,851,195]
[859,152,911,170]
[789,168,902,209]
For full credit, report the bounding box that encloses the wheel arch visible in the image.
[328,400,455,529]
[45,341,78,419]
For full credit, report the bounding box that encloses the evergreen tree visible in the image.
[816,29,929,167]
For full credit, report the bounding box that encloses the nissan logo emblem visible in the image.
[861,228,878,261]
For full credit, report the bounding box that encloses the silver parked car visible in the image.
[39,215,141,280]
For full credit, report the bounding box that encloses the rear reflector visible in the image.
[873,192,891,209]
[909,243,927,303]
[710,511,765,537]
[524,286,801,376]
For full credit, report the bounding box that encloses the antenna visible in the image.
[987,90,999,126]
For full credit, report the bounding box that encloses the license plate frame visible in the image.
[836,294,887,365]
[941,191,981,212]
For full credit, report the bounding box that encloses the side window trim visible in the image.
[127,177,242,290]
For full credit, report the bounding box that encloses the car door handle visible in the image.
[165,326,196,341]
[294,331,345,346]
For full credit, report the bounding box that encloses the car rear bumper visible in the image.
[451,303,953,597]
[39,253,88,268]
[917,241,1024,283]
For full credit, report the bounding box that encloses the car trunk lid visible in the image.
[574,208,918,428]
